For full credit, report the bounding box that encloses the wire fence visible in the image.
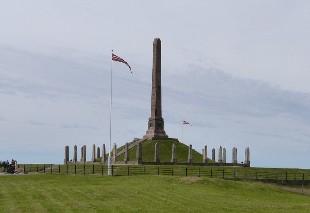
[16,164,310,184]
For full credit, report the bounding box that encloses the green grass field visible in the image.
[0,175,309,212]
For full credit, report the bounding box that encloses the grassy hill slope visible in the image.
[116,139,203,163]
[0,175,309,212]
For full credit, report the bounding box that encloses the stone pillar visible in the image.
[154,142,160,163]
[212,148,215,161]
[223,147,226,164]
[245,147,250,166]
[97,147,100,159]
[83,145,87,163]
[187,144,192,164]
[80,146,84,162]
[92,144,96,162]
[218,146,223,163]
[203,145,208,163]
[73,145,77,163]
[64,145,69,164]
[112,143,117,163]
[171,143,176,163]
[232,147,238,164]
[124,143,129,163]
[136,142,142,164]
[144,38,168,139]
[102,144,106,163]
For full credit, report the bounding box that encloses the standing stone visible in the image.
[154,142,160,163]
[102,144,106,163]
[171,143,176,163]
[212,148,215,161]
[245,147,250,166]
[144,38,168,139]
[218,146,223,163]
[92,144,96,162]
[112,143,117,163]
[80,146,84,162]
[124,143,129,163]
[83,145,87,163]
[73,145,77,163]
[232,147,238,164]
[187,144,192,164]
[136,142,142,164]
[223,147,226,163]
[203,145,208,163]
[97,147,100,159]
[64,146,69,164]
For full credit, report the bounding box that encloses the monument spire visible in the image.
[144,38,168,139]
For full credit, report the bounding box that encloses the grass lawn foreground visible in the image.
[0,175,309,213]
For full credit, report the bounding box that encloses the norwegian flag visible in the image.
[182,120,191,125]
[112,53,132,73]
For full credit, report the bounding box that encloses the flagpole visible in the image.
[108,49,113,176]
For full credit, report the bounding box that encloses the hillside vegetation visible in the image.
[0,175,309,213]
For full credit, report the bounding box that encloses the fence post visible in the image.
[211,168,213,177]
[83,164,85,176]
[186,168,188,176]
[222,169,225,179]
[157,166,159,176]
[66,164,68,175]
[285,171,288,181]
[23,164,26,174]
[75,164,77,175]
[92,164,95,174]
[127,166,130,176]
[58,164,60,174]
[111,165,114,176]
[172,167,174,176]
[102,165,104,176]
[51,164,53,174]
[43,164,45,173]
[37,165,39,172]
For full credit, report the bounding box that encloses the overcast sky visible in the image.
[0,0,309,168]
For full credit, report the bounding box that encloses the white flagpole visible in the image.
[108,50,113,176]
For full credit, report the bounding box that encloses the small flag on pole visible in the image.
[112,53,132,73]
[182,120,191,126]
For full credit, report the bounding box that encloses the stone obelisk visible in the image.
[144,38,168,139]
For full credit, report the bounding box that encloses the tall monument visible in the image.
[144,38,168,139]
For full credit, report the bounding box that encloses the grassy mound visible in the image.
[116,139,203,163]
[0,175,309,212]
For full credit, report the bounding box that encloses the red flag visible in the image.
[112,53,132,73]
